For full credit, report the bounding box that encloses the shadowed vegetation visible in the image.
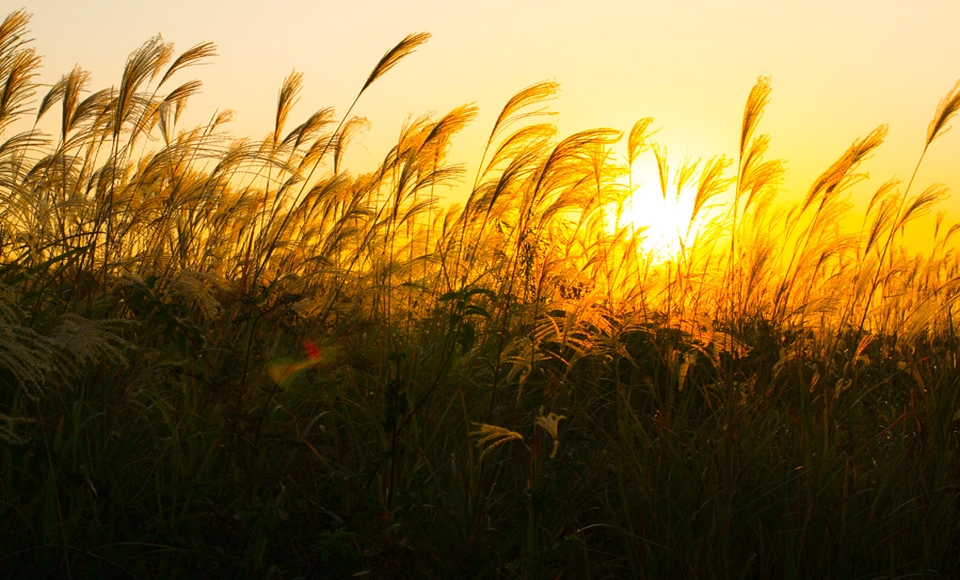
[2,9,960,579]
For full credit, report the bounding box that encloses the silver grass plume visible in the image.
[361,32,431,94]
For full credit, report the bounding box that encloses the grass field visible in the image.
[2,9,960,578]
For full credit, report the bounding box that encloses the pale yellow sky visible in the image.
[16,0,960,236]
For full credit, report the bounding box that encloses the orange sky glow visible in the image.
[17,0,960,252]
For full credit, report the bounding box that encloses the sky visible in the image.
[13,0,960,242]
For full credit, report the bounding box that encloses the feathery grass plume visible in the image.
[0,322,71,400]
[283,107,336,150]
[933,211,946,244]
[37,67,90,137]
[138,69,207,141]
[691,155,733,224]
[0,10,35,118]
[534,411,566,458]
[249,71,312,257]
[500,334,549,401]
[48,313,133,367]
[487,81,559,147]
[450,84,558,289]
[157,41,217,87]
[114,35,174,139]
[273,70,303,146]
[738,134,783,214]
[361,32,431,93]
[62,86,112,145]
[90,36,215,285]
[204,107,234,136]
[895,274,960,343]
[627,117,656,166]
[533,297,607,370]
[779,213,856,328]
[926,79,960,146]
[894,183,947,234]
[250,34,432,290]
[576,136,629,305]
[476,124,556,210]
[861,179,901,256]
[470,421,524,460]
[932,221,960,258]
[726,78,778,324]
[448,134,549,291]
[0,9,30,55]
[167,269,230,320]
[674,157,700,199]
[733,77,774,229]
[390,104,476,222]
[390,107,474,289]
[0,37,39,135]
[155,79,203,144]
[521,129,619,227]
[421,103,477,157]
[507,130,621,316]
[652,143,669,198]
[739,76,772,162]
[328,115,368,174]
[772,125,887,329]
[803,125,886,212]
[852,82,960,337]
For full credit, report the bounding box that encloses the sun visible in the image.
[605,171,698,264]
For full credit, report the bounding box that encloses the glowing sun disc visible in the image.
[606,177,697,263]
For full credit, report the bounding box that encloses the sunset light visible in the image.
[4,2,960,578]
[611,168,701,263]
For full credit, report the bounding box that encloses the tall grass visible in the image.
[2,9,960,578]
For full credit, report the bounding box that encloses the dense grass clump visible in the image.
[2,9,960,578]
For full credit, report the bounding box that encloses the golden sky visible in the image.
[18,0,960,239]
